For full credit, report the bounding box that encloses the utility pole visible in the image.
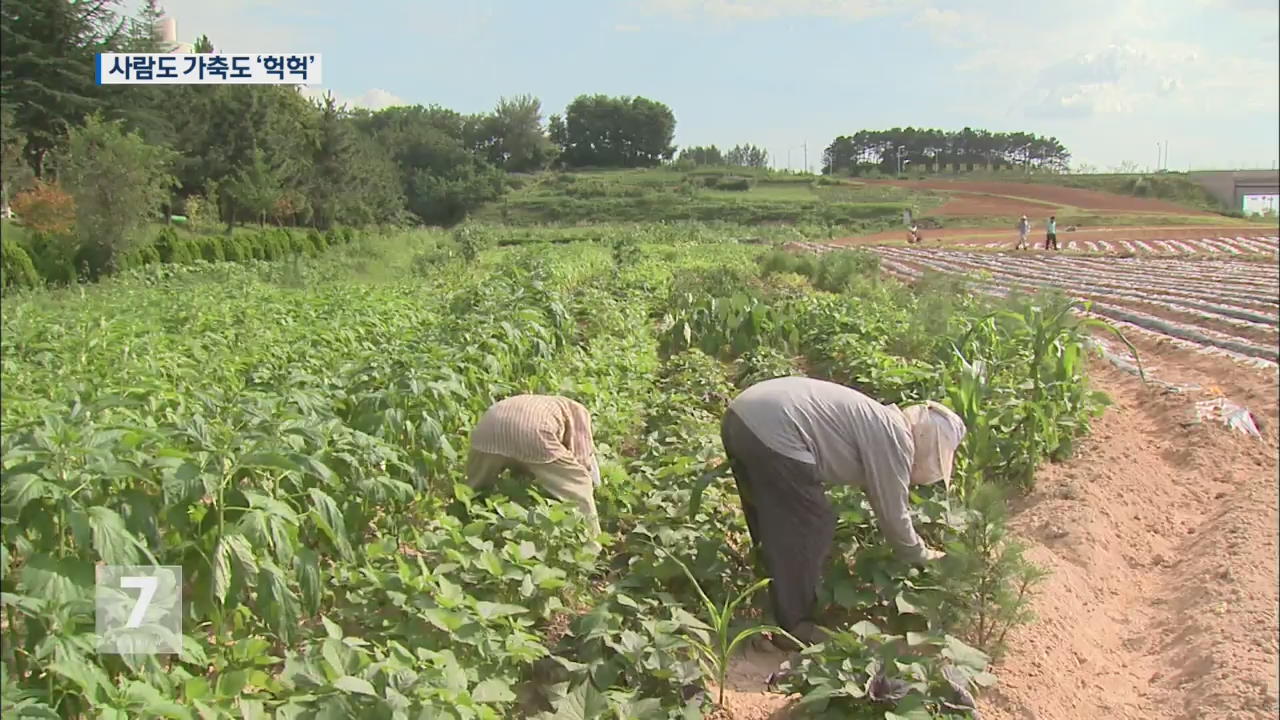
[803,141,808,174]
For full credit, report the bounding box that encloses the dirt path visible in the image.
[982,344,1280,720]
[712,337,1279,720]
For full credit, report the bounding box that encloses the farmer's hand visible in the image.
[920,546,947,563]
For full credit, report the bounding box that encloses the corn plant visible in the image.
[653,544,801,707]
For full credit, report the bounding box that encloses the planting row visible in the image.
[955,234,1279,257]
[874,249,1279,367]
[2,239,1115,718]
[780,240,1278,369]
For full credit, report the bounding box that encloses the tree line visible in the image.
[677,144,770,169]
[823,127,1071,176]
[0,1,680,238]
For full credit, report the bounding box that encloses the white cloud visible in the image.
[1023,42,1206,117]
[614,23,642,32]
[300,87,408,111]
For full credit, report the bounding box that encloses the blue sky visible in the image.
[142,0,1278,171]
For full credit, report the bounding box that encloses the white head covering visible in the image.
[900,401,967,489]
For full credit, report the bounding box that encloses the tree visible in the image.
[680,145,724,166]
[725,143,768,168]
[355,105,505,225]
[471,94,554,172]
[225,146,287,227]
[821,126,1072,177]
[55,113,177,277]
[554,94,676,168]
[193,33,213,52]
[0,0,129,175]
[173,85,314,219]
[308,93,357,229]
[1,106,34,215]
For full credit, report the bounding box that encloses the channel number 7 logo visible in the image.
[95,565,183,655]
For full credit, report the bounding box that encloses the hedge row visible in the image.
[1,226,357,293]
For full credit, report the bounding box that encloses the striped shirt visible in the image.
[470,394,596,466]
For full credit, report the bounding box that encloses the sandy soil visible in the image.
[834,225,1280,248]
[856,178,1218,215]
[714,334,1280,720]
[982,341,1280,720]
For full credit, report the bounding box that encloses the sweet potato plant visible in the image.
[2,230,1115,718]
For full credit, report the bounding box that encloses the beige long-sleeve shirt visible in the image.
[470,394,598,471]
[727,377,926,563]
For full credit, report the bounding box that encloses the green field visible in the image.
[473,168,947,230]
[2,228,1111,718]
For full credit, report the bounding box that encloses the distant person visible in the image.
[908,223,922,244]
[719,377,965,649]
[1045,215,1059,250]
[1016,215,1031,250]
[466,395,603,550]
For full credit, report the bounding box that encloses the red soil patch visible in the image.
[859,178,1216,215]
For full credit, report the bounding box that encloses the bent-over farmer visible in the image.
[466,394,603,548]
[720,376,966,648]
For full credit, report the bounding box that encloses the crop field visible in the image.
[786,242,1280,373]
[837,226,1280,256]
[0,229,1123,719]
[952,233,1280,256]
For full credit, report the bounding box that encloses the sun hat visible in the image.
[900,401,967,489]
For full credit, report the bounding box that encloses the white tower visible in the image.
[153,14,194,53]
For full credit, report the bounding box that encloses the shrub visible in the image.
[118,241,161,270]
[222,235,251,262]
[198,235,225,262]
[813,250,880,293]
[715,176,752,191]
[1,235,41,291]
[10,180,75,236]
[183,188,222,231]
[24,231,79,285]
[57,113,178,278]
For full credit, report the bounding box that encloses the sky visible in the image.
[136,0,1279,172]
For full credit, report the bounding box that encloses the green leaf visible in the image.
[849,620,881,639]
[529,680,609,719]
[471,678,516,704]
[894,592,920,615]
[333,675,377,696]
[943,635,990,670]
[88,506,144,565]
[47,655,112,703]
[211,538,234,605]
[424,608,466,632]
[20,554,92,605]
[474,601,526,621]
[124,680,193,718]
[255,559,300,643]
[307,488,353,561]
[295,548,323,615]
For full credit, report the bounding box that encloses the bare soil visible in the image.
[718,336,1280,720]
[856,178,1218,215]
